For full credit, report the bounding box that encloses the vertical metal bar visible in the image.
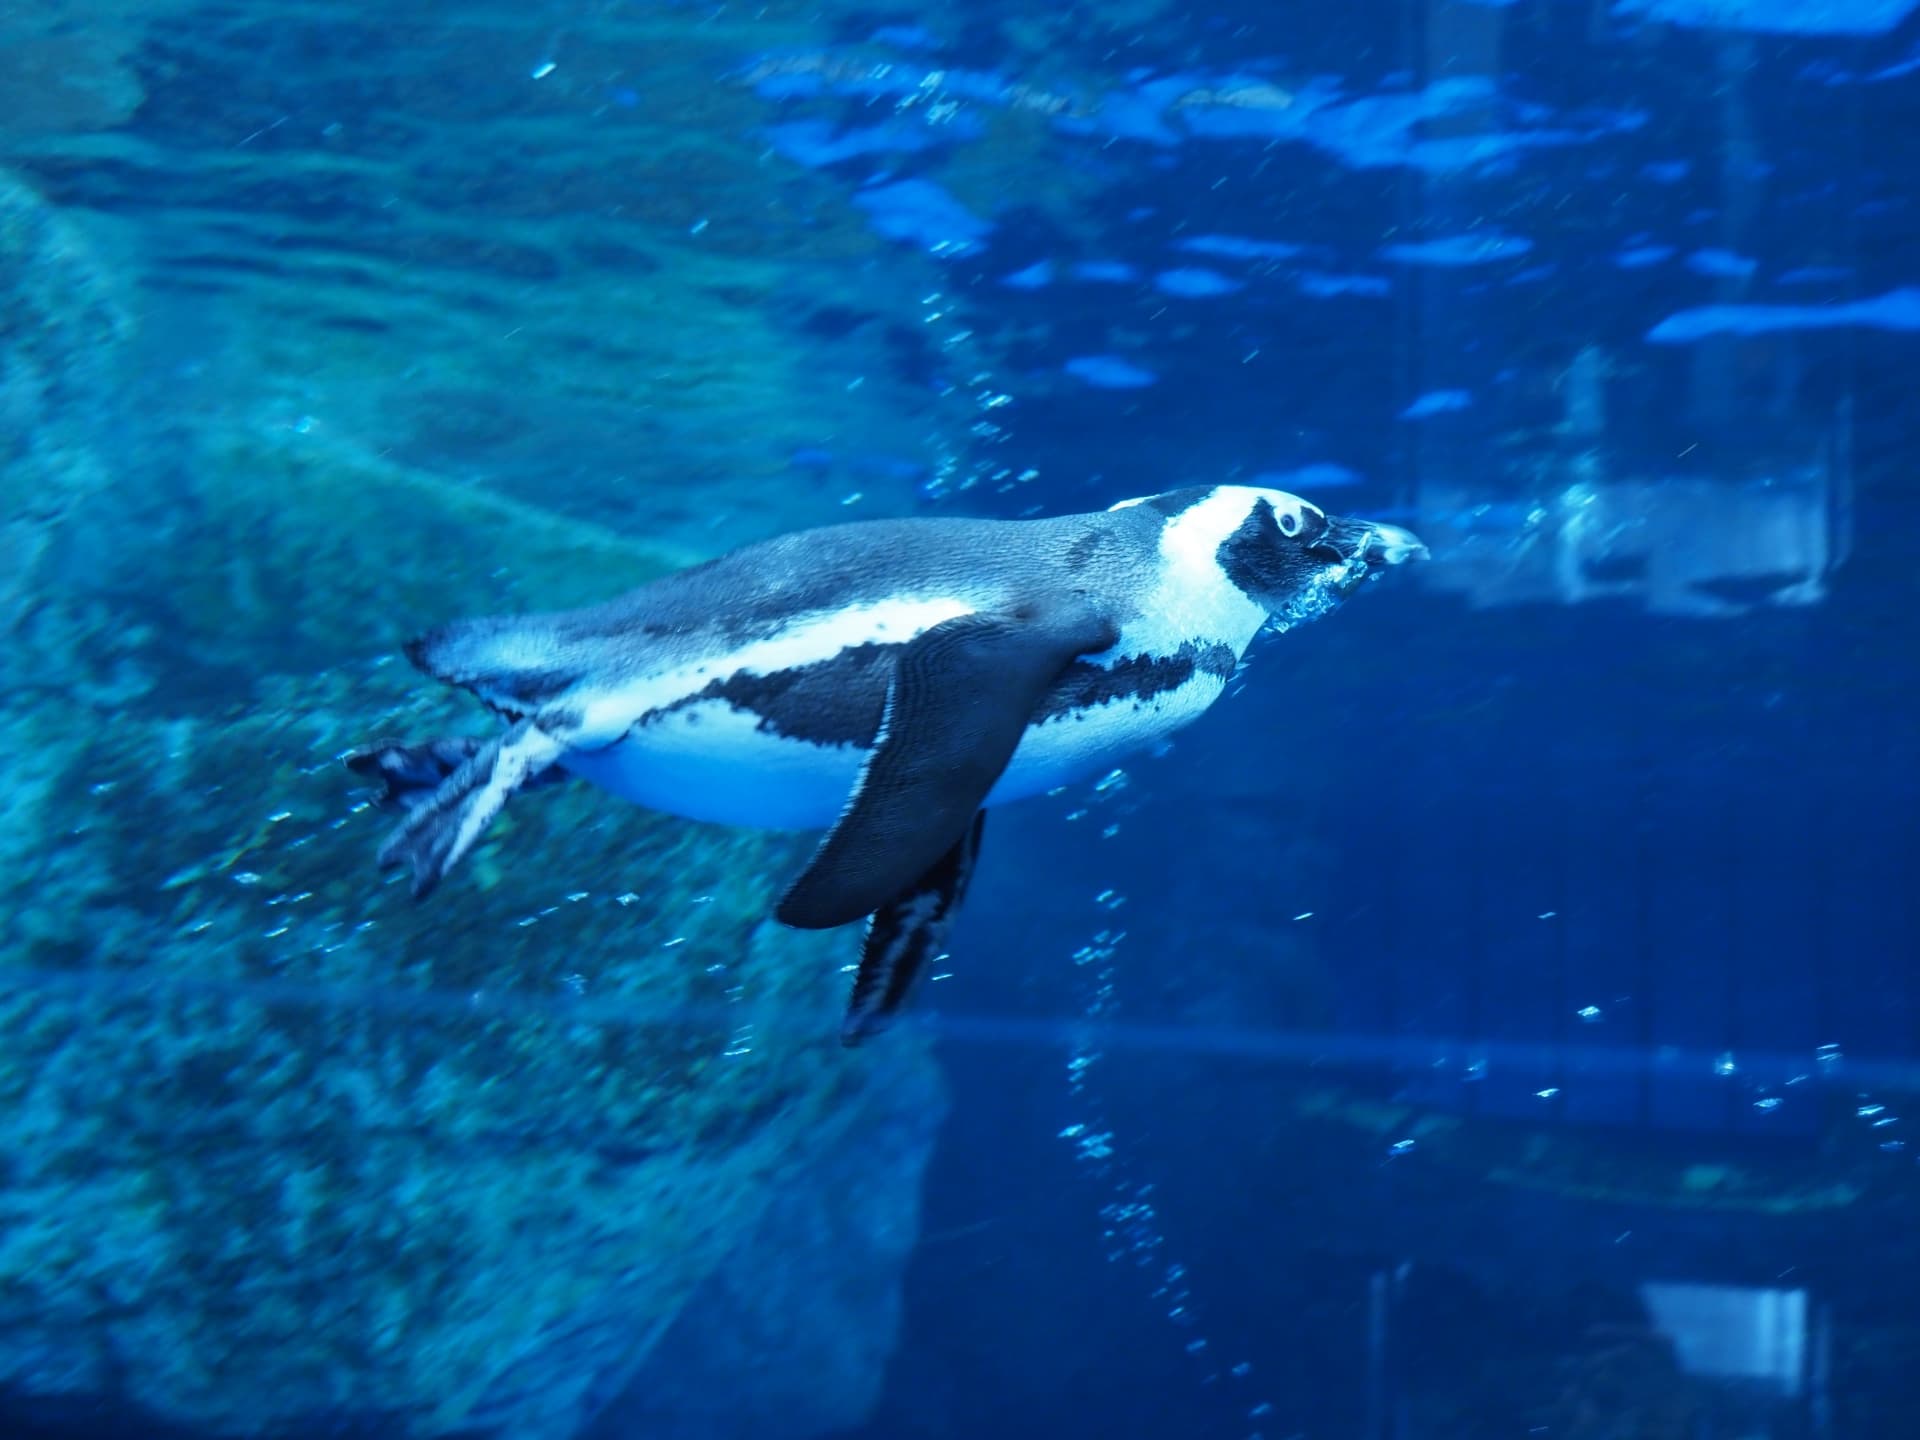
[1808,639,1833,1077]
[1465,801,1486,1119]
[1909,801,1920,1078]
[1382,793,1402,1046]
[1809,1300,1833,1440]
[1365,1268,1390,1440]
[1634,775,1656,1132]
[1551,785,1569,1118]
[1724,796,1743,1132]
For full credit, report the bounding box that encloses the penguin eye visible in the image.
[1278,510,1301,537]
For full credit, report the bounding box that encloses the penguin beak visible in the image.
[1314,515,1429,568]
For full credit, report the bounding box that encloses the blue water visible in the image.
[3,1,1918,1437]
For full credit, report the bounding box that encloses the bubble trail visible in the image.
[1052,769,1271,1433]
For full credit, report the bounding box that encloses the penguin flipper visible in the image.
[370,717,569,899]
[777,601,1116,931]
[841,810,986,1046]
[346,735,572,813]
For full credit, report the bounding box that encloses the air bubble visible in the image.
[1056,767,1260,1428]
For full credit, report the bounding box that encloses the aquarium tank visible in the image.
[1,0,1915,1437]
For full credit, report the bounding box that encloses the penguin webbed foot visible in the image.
[838,811,987,1047]
[347,736,571,814]
[375,799,471,901]
[346,736,483,813]
[358,719,569,900]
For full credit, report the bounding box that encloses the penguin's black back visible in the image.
[409,502,1178,703]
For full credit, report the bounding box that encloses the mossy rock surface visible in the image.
[0,148,948,1438]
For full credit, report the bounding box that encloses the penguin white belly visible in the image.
[560,702,863,830]
[560,669,1231,830]
[989,669,1229,805]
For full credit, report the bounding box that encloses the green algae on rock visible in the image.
[0,3,195,140]
[0,170,129,643]
[6,2,959,562]
[0,444,950,1440]
[0,150,949,1440]
[0,1,1006,1425]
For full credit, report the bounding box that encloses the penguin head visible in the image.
[1207,484,1427,620]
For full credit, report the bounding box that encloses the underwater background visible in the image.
[2,0,1917,1437]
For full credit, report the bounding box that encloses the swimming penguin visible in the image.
[348,485,1425,1043]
